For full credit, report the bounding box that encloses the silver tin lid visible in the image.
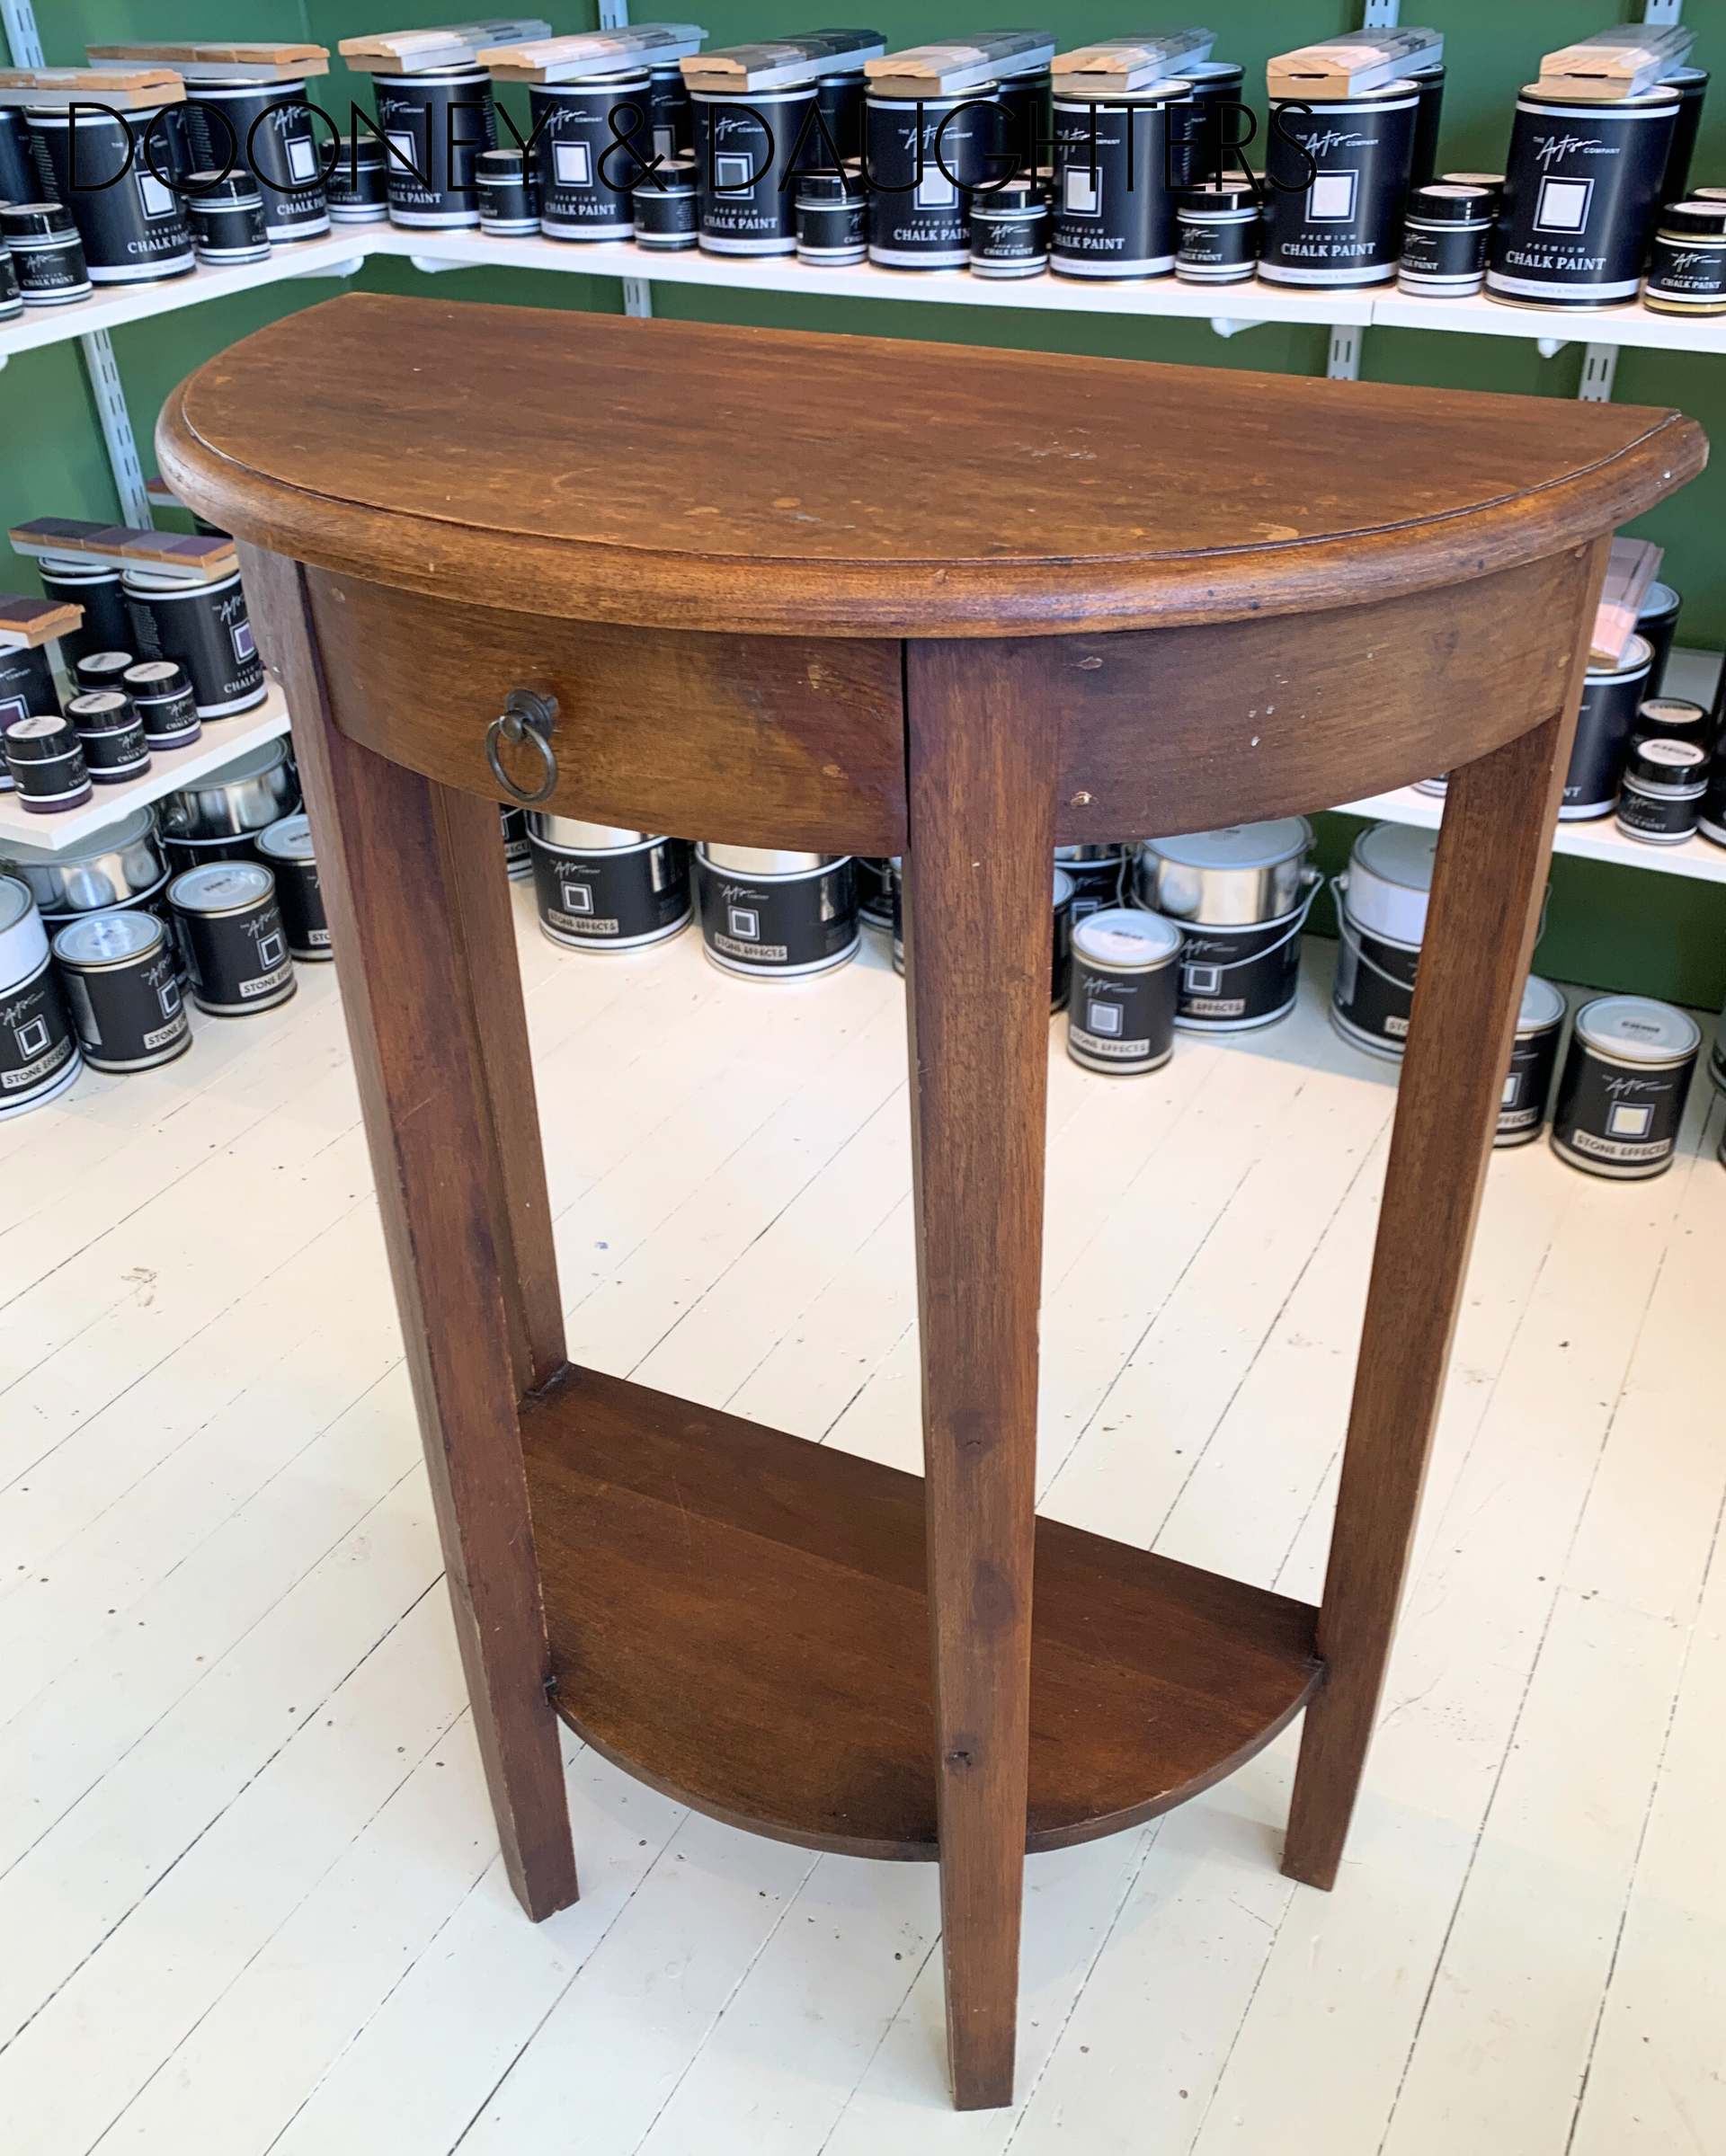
[255,813,315,864]
[1517,975,1565,1034]
[53,909,163,966]
[1637,697,1706,728]
[1586,634,1653,683]
[530,814,656,850]
[169,861,275,916]
[0,874,32,936]
[1352,821,1437,894]
[702,844,838,875]
[122,563,242,595]
[1638,581,1681,617]
[188,738,289,789]
[1573,996,1701,1064]
[37,555,119,581]
[1072,906,1180,969]
[1052,866,1073,907]
[1054,844,1125,864]
[0,804,156,869]
[1143,819,1312,874]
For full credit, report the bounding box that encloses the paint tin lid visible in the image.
[1442,171,1504,195]
[36,555,118,581]
[1407,181,1495,223]
[972,177,1046,213]
[477,147,527,176]
[0,201,77,238]
[0,874,32,936]
[530,814,657,849]
[122,660,191,696]
[66,690,135,728]
[795,167,864,206]
[1586,634,1653,684]
[256,813,315,865]
[1179,181,1259,214]
[1054,844,1125,864]
[1072,906,1180,970]
[1637,581,1681,622]
[1659,197,1726,241]
[1345,822,1438,946]
[1184,61,1242,86]
[1053,866,1074,909]
[122,563,241,594]
[1143,820,1312,874]
[1573,996,1700,1064]
[1634,696,1707,739]
[1627,735,1708,787]
[0,805,156,868]
[1517,975,1565,1035]
[189,738,291,789]
[702,844,838,875]
[186,169,264,208]
[3,713,77,759]
[74,652,134,690]
[1518,81,1680,113]
[1352,822,1437,892]
[168,861,275,916]
[53,909,163,967]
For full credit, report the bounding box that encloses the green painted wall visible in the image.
[6,2,1725,1004]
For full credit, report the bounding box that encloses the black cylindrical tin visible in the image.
[38,558,125,663]
[855,855,894,929]
[1409,63,1445,191]
[1171,905,1313,1032]
[476,146,538,235]
[1642,195,1726,316]
[161,736,298,848]
[1050,87,1183,279]
[1136,818,1316,1034]
[1499,975,1566,1146]
[121,660,201,750]
[530,73,649,242]
[185,171,271,264]
[1397,181,1493,296]
[796,167,867,264]
[3,712,91,813]
[634,155,698,247]
[1633,695,1708,750]
[1066,907,1181,1073]
[1615,736,1709,846]
[326,135,388,222]
[1175,180,1259,282]
[816,67,867,167]
[1054,844,1127,920]
[1552,996,1699,1179]
[0,875,80,1115]
[1,201,92,305]
[1330,822,1437,1058]
[52,909,190,1072]
[168,861,296,1016]
[1698,760,1726,850]
[374,67,495,228]
[0,106,34,209]
[180,80,330,242]
[30,103,195,284]
[1635,582,1682,691]
[697,85,817,255]
[0,643,57,755]
[254,814,328,960]
[65,688,148,784]
[161,831,261,877]
[528,817,691,951]
[1489,84,1678,309]
[1168,60,1244,190]
[696,844,858,976]
[1564,636,1653,821]
[969,174,1047,276]
[867,89,1010,270]
[499,803,531,881]
[1260,84,1419,288]
[1658,67,1708,213]
[649,61,693,161]
[73,650,133,696]
[0,243,22,320]
[122,567,265,718]
[1,807,169,938]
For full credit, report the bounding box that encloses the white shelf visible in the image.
[0,681,290,853]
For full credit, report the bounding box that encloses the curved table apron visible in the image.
[159,295,1704,2112]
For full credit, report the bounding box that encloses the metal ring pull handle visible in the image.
[485,689,560,804]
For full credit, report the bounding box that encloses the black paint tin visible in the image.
[1409,62,1445,191]
[867,90,1009,270]
[0,875,80,1115]
[1658,67,1708,214]
[855,855,894,929]
[1054,844,1126,919]
[1698,760,1726,850]
[1066,907,1181,1073]
[816,67,867,167]
[185,171,271,264]
[37,558,125,665]
[1175,181,1258,282]
[0,107,34,209]
[476,146,538,235]
[1564,636,1653,820]
[1,201,92,305]
[326,135,388,222]
[1643,195,1726,315]
[1615,736,1709,845]
[531,73,649,242]
[180,80,330,242]
[1490,84,1678,309]
[1633,695,1707,751]
[1330,822,1437,1058]
[73,651,133,696]
[1397,181,1493,296]
[375,67,495,228]
[696,844,858,976]
[500,803,532,881]
[1260,84,1419,289]
[649,62,693,161]
[169,860,296,1016]
[1135,819,1316,1033]
[0,643,57,761]
[121,660,201,750]
[634,156,698,247]
[1635,582,1682,690]
[1551,996,1700,1179]
[969,174,1047,276]
[161,735,297,851]
[1498,974,1565,1146]
[31,104,195,284]
[1,807,169,939]
[1168,60,1244,190]
[697,85,816,255]
[529,816,691,951]
[52,909,189,1072]
[122,567,265,718]
[1051,87,1183,279]
[65,688,149,783]
[796,167,867,264]
[254,814,329,960]
[0,243,21,319]
[3,713,91,813]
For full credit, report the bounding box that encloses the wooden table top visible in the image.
[158,294,1705,638]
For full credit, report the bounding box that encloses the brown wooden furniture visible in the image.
[159,296,1702,2111]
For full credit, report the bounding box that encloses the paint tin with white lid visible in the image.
[1050,84,1187,279]
[1633,696,1706,750]
[65,689,149,783]
[1551,997,1700,1179]
[635,156,699,248]
[326,136,388,222]
[1397,181,1494,296]
[0,874,80,1113]
[254,815,329,960]
[374,67,496,227]
[1564,636,1653,820]
[531,72,651,241]
[1643,195,1726,315]
[0,201,92,304]
[969,174,1049,276]
[0,644,58,778]
[74,652,135,697]
[796,167,867,264]
[168,861,296,1016]
[528,817,691,951]
[29,105,195,283]
[121,661,201,750]
[161,737,297,840]
[1498,975,1566,1146]
[1330,822,1437,1057]
[3,712,91,814]
[696,846,858,976]
[1615,737,1710,845]
[1066,907,1181,1072]
[179,79,331,242]
[1135,819,1316,1031]
[122,566,265,719]
[1259,83,1420,288]
[0,806,169,933]
[1634,583,1682,691]
[697,84,816,256]
[1175,180,1259,283]
[37,557,124,664]
[185,171,271,265]
[1490,84,1678,308]
[52,909,190,1072]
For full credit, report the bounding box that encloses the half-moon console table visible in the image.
[160,296,1702,2111]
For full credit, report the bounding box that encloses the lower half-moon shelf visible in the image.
[520,1366,1323,1860]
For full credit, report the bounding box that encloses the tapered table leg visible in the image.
[1283,540,1608,1889]
[903,639,1058,2109]
[244,547,579,1921]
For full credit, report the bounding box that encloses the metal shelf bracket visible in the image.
[1327,324,1364,380]
[1579,343,1620,403]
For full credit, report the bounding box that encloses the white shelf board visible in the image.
[1372,288,1726,360]
[0,681,290,853]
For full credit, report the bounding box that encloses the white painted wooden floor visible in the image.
[3,887,1723,2156]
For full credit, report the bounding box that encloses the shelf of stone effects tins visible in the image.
[0,681,289,852]
[5,222,1726,364]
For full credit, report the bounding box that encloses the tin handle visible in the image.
[486,689,559,805]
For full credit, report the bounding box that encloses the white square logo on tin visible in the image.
[1183,963,1223,995]
[1087,999,1122,1036]
[136,167,177,218]
[1606,1100,1654,1139]
[714,153,754,193]
[387,131,417,172]
[287,136,318,182]
[231,621,256,661]
[1535,176,1593,234]
[916,167,956,209]
[0,694,27,729]
[727,906,761,941]
[561,882,595,915]
[257,931,285,970]
[554,141,593,189]
[1502,1072,1522,1105]
[1063,166,1100,216]
[159,979,182,1017]
[1306,170,1358,223]
[13,1016,49,1058]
